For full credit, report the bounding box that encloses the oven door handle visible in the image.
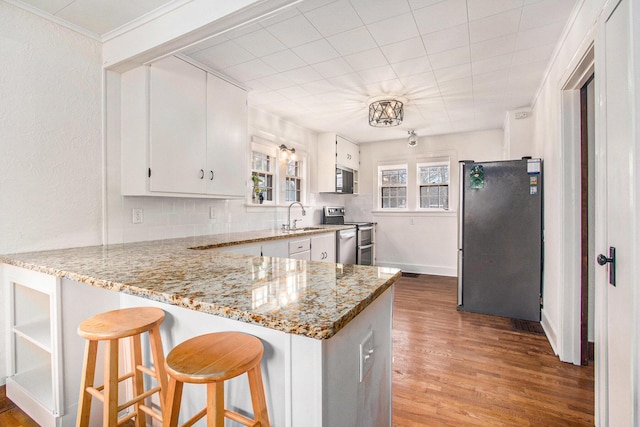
[358,244,374,250]
[358,226,374,231]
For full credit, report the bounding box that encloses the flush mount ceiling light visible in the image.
[369,99,403,127]
[408,130,418,147]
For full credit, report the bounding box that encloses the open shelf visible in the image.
[14,320,52,352]
[8,364,54,410]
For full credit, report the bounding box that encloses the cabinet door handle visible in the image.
[210,170,214,181]
[200,169,204,179]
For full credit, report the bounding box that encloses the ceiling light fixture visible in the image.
[408,130,418,147]
[369,99,403,127]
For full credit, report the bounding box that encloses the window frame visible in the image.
[417,160,450,211]
[249,141,277,206]
[378,163,408,210]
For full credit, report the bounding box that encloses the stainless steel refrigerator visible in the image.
[457,158,543,321]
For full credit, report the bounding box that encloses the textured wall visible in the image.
[0,3,103,383]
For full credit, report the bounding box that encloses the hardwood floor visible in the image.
[393,274,594,426]
[1,274,595,427]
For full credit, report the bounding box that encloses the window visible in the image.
[418,162,449,209]
[251,150,274,204]
[379,165,407,209]
[285,159,302,202]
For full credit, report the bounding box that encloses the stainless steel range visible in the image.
[322,206,375,266]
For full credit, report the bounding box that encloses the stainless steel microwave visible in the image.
[335,167,354,193]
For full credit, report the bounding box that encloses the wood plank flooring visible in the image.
[393,274,594,426]
[1,274,594,427]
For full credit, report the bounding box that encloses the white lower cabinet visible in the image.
[311,233,336,263]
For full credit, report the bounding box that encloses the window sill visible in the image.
[245,203,310,211]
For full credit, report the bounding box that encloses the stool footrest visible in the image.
[225,409,261,427]
[115,410,136,426]
[118,386,161,412]
[182,407,208,427]
[91,371,135,395]
[137,363,157,378]
[138,403,163,423]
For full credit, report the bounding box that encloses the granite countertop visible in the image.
[0,226,400,340]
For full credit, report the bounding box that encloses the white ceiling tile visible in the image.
[183,34,228,55]
[503,90,534,109]
[364,79,408,97]
[189,40,255,70]
[390,56,433,77]
[260,50,306,73]
[408,0,449,11]
[511,44,555,66]
[471,53,512,75]
[381,37,427,64]
[399,72,438,89]
[515,21,564,51]
[428,46,470,70]
[265,15,323,48]
[357,65,398,84]
[248,74,295,91]
[413,0,468,35]
[300,80,340,96]
[350,0,411,24]
[422,24,469,55]
[327,26,378,56]
[367,13,420,46]
[224,59,276,82]
[233,29,287,57]
[469,9,521,44]
[328,73,368,91]
[520,0,576,31]
[277,85,313,100]
[20,0,74,14]
[296,0,340,13]
[54,0,154,35]
[467,0,523,21]
[433,63,472,82]
[344,48,389,71]
[304,0,364,37]
[278,66,324,85]
[222,22,262,40]
[438,77,473,96]
[470,34,518,62]
[249,90,288,106]
[292,39,340,64]
[312,57,355,78]
[256,7,301,27]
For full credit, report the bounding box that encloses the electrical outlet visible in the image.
[132,208,144,224]
[359,330,374,382]
[209,206,217,219]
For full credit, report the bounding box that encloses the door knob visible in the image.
[597,246,616,286]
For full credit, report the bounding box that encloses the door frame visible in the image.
[558,42,594,367]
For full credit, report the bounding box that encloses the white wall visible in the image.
[355,130,503,275]
[503,109,534,160]
[0,3,103,384]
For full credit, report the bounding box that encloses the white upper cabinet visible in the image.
[317,133,359,193]
[121,56,247,198]
[149,56,207,194]
[206,75,247,197]
[335,135,359,171]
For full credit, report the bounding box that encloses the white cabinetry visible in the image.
[317,133,359,193]
[288,238,311,260]
[121,56,247,198]
[311,233,336,263]
[4,265,61,427]
[261,240,290,258]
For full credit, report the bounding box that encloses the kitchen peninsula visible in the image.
[1,227,400,427]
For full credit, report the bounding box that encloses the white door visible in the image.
[596,0,639,424]
[206,75,247,197]
[149,56,207,194]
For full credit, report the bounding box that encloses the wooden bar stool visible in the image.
[164,332,270,427]
[76,307,168,427]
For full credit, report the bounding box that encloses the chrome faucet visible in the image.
[283,202,306,231]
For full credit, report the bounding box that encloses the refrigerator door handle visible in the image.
[457,250,463,306]
[458,161,465,250]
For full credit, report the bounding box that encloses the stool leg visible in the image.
[104,339,119,427]
[131,335,145,427]
[247,365,270,427]
[163,377,183,427]
[148,324,168,407]
[76,340,98,427]
[206,382,225,427]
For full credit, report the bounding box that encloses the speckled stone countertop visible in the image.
[0,226,400,340]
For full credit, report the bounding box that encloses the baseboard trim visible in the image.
[541,309,558,355]
[375,261,456,277]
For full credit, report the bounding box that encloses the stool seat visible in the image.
[164,332,270,427]
[166,332,263,383]
[76,307,167,427]
[78,307,165,340]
